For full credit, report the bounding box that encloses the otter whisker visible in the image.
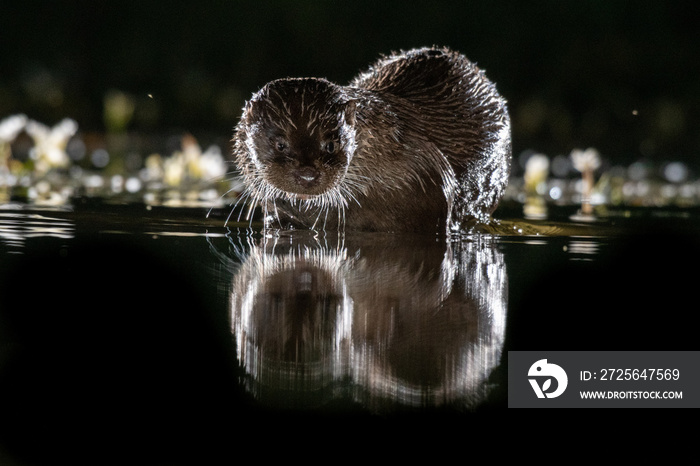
[227,191,248,224]
[223,187,253,227]
[244,190,260,223]
[322,204,330,231]
[271,197,283,229]
[310,205,323,231]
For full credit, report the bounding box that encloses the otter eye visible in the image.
[274,140,287,152]
[324,141,336,153]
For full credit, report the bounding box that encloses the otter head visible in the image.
[236,78,357,201]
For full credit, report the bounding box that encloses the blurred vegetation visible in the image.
[1,0,699,171]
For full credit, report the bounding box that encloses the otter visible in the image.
[232,46,511,233]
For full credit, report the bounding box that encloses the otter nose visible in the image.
[293,166,320,187]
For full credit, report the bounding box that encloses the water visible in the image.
[0,200,699,462]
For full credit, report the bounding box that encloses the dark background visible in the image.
[2,0,699,171]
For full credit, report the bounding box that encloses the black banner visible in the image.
[508,351,700,408]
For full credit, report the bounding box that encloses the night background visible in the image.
[2,3,700,454]
[2,0,699,174]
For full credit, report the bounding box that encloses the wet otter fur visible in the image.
[232,46,511,233]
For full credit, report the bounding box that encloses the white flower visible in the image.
[0,114,28,143]
[26,118,78,172]
[524,154,549,184]
[570,147,601,215]
[179,134,226,182]
[142,153,165,181]
[570,147,601,173]
[198,145,227,180]
[163,154,185,187]
[145,134,228,188]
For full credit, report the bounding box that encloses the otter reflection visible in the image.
[225,231,507,411]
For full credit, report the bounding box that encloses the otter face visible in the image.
[240,78,357,200]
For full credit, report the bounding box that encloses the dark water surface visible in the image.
[1,200,699,463]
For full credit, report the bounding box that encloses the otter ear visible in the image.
[344,100,357,126]
[244,96,268,120]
